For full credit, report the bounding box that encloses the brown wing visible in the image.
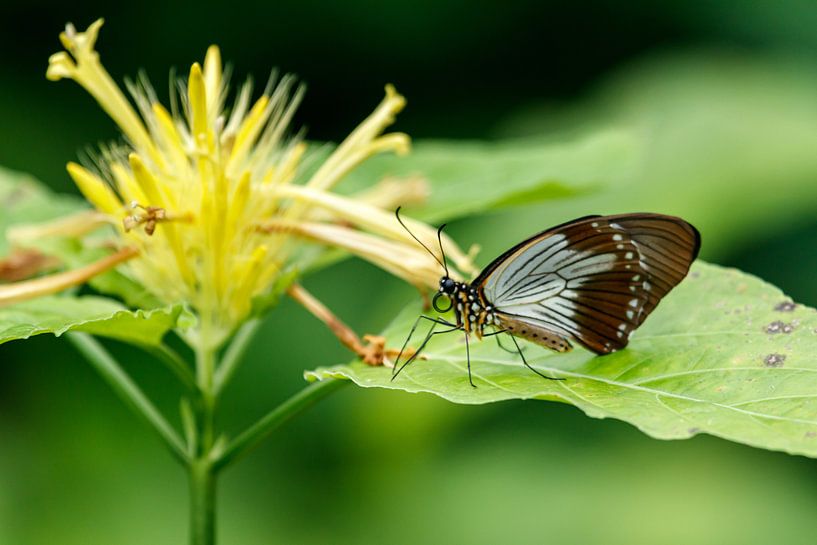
[479,213,700,354]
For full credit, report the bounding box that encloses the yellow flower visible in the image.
[5,19,476,347]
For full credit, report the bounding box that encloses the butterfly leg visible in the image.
[464,332,475,388]
[507,334,564,381]
[392,315,458,381]
[483,328,526,354]
[394,314,457,375]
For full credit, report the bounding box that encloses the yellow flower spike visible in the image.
[264,141,307,186]
[128,153,193,284]
[306,85,407,193]
[230,244,268,320]
[110,162,147,206]
[46,52,76,81]
[66,162,123,215]
[317,133,411,193]
[60,19,104,56]
[226,172,251,236]
[270,185,476,275]
[227,95,270,173]
[259,220,445,289]
[203,46,222,116]
[188,63,212,153]
[43,19,469,342]
[128,153,166,207]
[209,171,230,299]
[48,20,163,169]
[151,103,189,173]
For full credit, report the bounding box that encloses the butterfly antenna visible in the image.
[436,223,450,277]
[395,206,447,272]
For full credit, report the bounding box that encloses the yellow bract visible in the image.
[43,19,474,346]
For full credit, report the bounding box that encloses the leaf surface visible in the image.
[341,129,639,222]
[0,166,86,256]
[0,295,191,346]
[307,262,817,457]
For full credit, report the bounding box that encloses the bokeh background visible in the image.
[3,1,817,544]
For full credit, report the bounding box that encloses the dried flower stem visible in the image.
[287,283,365,355]
[287,283,412,367]
[0,247,138,307]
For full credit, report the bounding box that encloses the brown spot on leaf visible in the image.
[0,248,61,282]
[806,431,817,439]
[774,301,797,312]
[765,321,794,334]
[763,353,786,367]
[688,427,701,434]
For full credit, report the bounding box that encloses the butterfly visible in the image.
[393,210,701,387]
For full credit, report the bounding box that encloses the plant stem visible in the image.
[195,343,217,454]
[189,457,216,545]
[66,332,188,464]
[213,378,347,471]
[191,339,218,544]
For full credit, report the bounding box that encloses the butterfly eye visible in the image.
[433,291,453,313]
[440,277,455,293]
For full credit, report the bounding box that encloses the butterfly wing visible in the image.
[477,213,700,354]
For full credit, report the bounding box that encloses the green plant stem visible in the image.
[189,457,216,545]
[195,343,217,454]
[66,332,188,464]
[214,318,262,395]
[213,378,347,471]
[191,340,218,545]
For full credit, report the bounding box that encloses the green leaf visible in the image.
[341,129,639,222]
[0,166,86,257]
[0,295,192,346]
[307,261,817,458]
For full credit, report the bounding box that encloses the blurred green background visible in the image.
[3,1,817,544]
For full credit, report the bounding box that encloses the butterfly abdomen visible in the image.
[496,314,573,352]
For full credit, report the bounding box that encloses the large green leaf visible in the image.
[0,166,86,256]
[0,295,192,346]
[341,129,638,222]
[307,261,817,458]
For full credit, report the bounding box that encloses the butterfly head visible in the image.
[432,277,458,313]
[439,276,456,295]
